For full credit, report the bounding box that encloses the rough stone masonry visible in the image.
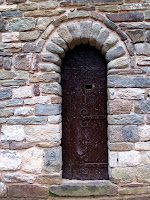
[0,0,150,199]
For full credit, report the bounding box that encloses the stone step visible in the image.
[50,180,118,197]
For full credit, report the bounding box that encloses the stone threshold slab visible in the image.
[50,180,118,197]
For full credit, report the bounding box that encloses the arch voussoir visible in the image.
[67,21,81,45]
[95,28,109,50]
[57,26,75,49]
[105,46,126,62]
[89,22,102,46]
[51,36,69,52]
[101,36,118,55]
[80,20,93,44]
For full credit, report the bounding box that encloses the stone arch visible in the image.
[40,19,130,71]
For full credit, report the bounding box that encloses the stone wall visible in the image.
[0,0,150,199]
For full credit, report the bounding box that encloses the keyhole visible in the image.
[85,84,94,89]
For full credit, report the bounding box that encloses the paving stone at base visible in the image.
[50,180,118,196]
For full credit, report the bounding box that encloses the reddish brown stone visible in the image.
[104,19,118,30]
[106,12,144,22]
[33,84,40,96]
[6,0,26,4]
[51,96,62,104]
[9,142,34,150]
[8,184,49,198]
[0,141,9,149]
[90,11,105,22]
[22,43,36,53]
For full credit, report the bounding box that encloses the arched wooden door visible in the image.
[61,45,108,180]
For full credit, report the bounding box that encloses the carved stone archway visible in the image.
[40,19,130,197]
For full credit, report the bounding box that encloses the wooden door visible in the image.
[62,45,108,180]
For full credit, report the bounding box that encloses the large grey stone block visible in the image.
[7,117,47,125]
[0,108,14,117]
[108,114,144,125]
[41,73,61,83]
[44,147,62,172]
[135,100,150,114]
[1,80,26,87]
[136,165,150,183]
[0,88,12,100]
[35,104,61,116]
[108,75,150,88]
[135,43,150,55]
[13,54,32,70]
[41,83,61,95]
[110,167,134,184]
[9,17,36,32]
[108,125,140,143]
[0,150,21,170]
